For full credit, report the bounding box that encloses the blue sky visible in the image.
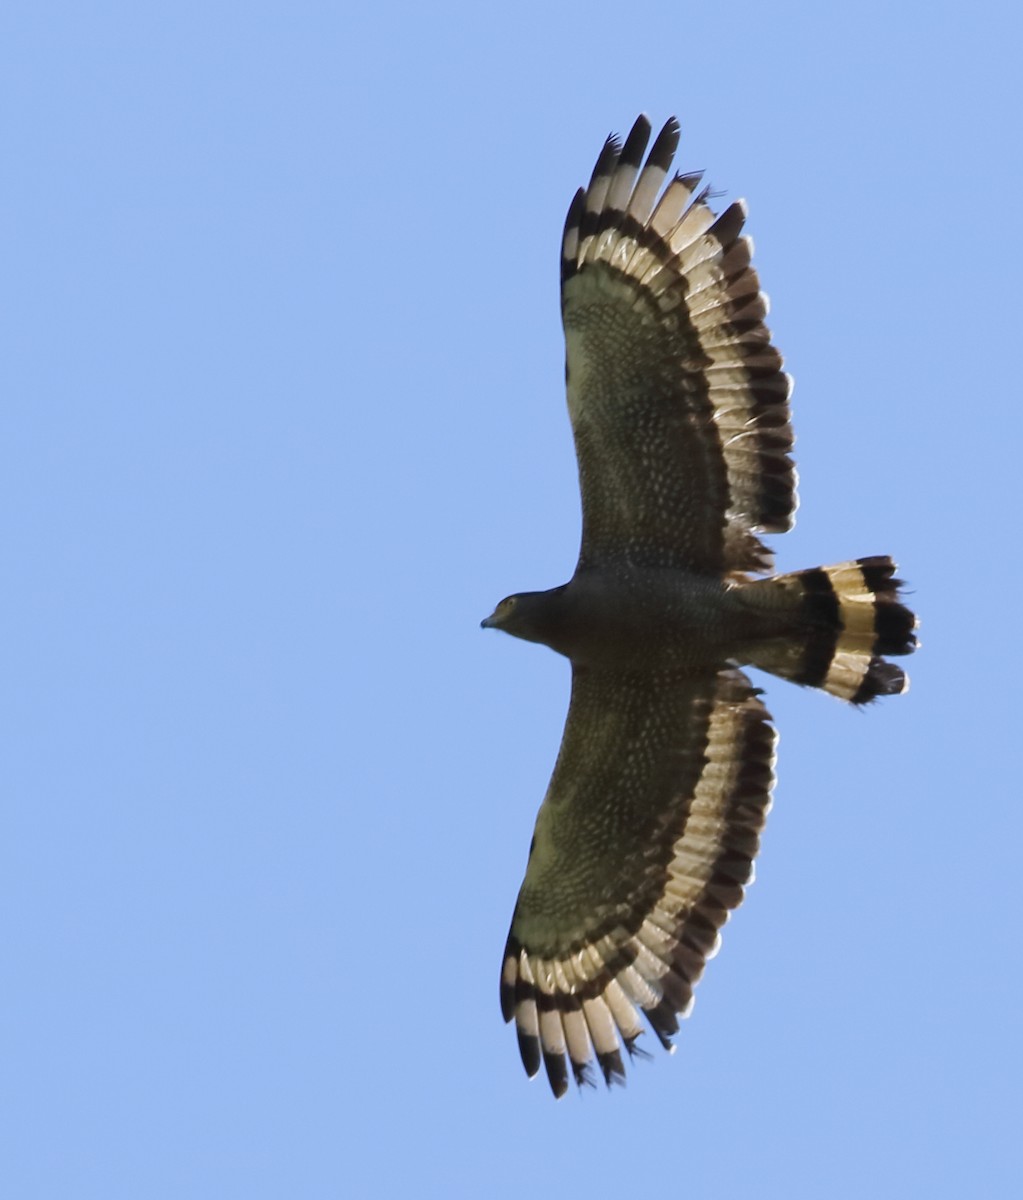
[5,2,1021,1196]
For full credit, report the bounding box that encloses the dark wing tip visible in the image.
[543,1049,570,1098]
[517,1028,542,1078]
[570,1059,598,1091]
[640,117,681,180]
[708,199,748,250]
[618,114,653,169]
[597,1047,627,1089]
[588,131,622,190]
[499,935,520,1022]
[623,1033,653,1063]
[645,997,680,1051]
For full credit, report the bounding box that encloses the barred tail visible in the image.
[744,557,918,704]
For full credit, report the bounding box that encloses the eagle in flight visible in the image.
[481,116,917,1097]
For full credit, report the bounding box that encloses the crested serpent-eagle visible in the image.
[481,116,917,1097]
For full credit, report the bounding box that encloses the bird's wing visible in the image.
[562,116,796,575]
[500,666,775,1096]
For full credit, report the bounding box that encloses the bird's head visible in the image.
[480,587,568,648]
[481,594,526,635]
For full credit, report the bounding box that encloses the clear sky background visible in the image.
[5,2,1021,1196]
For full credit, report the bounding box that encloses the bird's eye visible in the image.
[500,597,517,613]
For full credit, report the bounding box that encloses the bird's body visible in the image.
[485,569,780,670]
[483,115,917,1097]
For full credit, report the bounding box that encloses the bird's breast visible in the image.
[557,569,750,670]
